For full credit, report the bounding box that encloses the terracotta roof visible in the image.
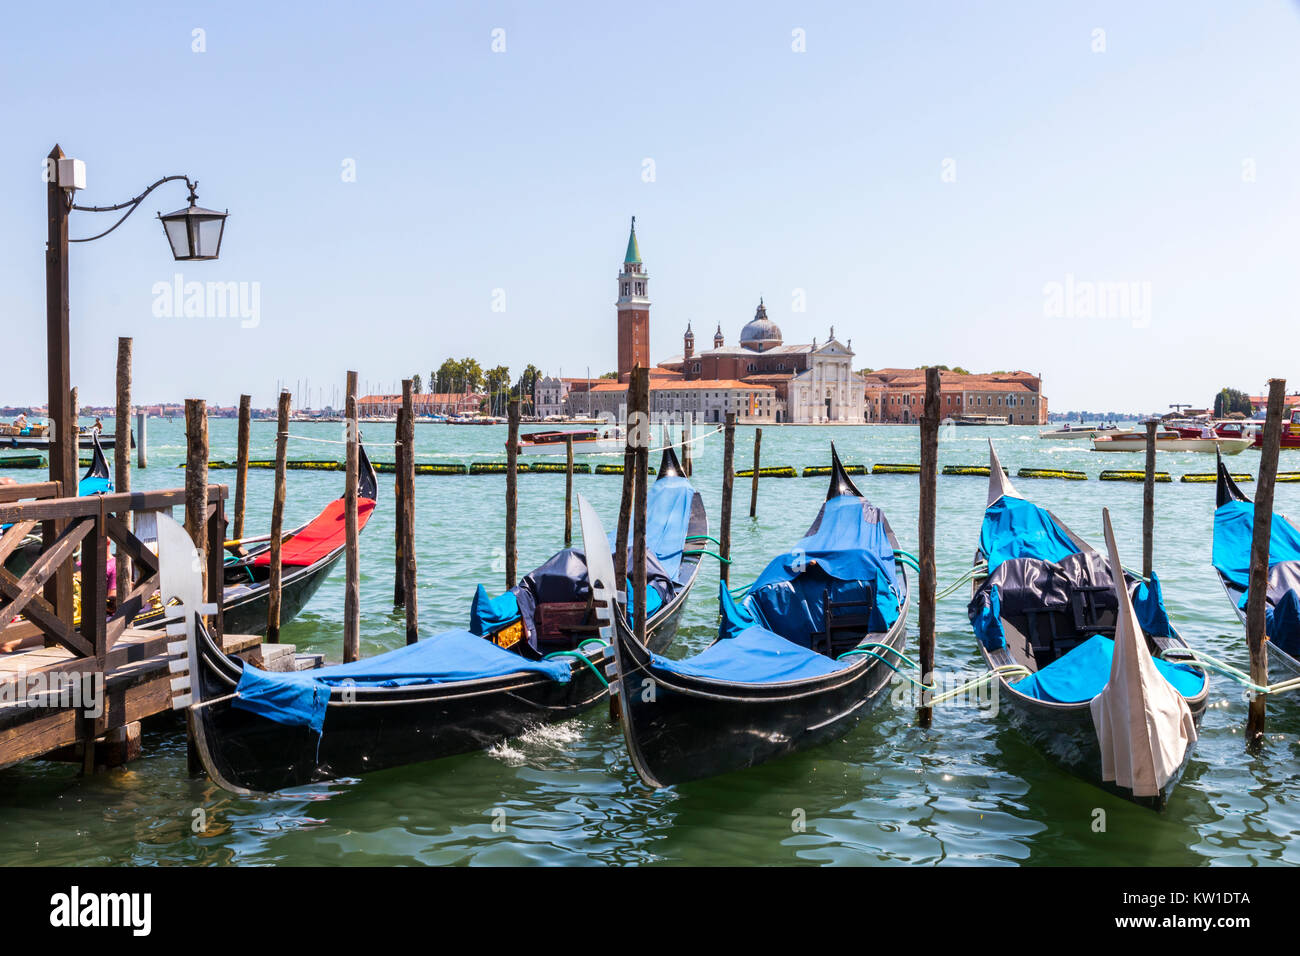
[652,379,775,391]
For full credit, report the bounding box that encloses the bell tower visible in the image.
[616,217,650,382]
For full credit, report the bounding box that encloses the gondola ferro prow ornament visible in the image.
[577,494,622,694]
[157,512,215,713]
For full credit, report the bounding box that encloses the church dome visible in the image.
[739,299,782,351]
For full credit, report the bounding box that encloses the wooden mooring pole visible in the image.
[749,427,762,518]
[680,420,692,477]
[136,411,147,469]
[505,399,520,589]
[1143,419,1157,579]
[631,368,650,649]
[1246,378,1286,747]
[184,399,208,592]
[614,412,635,599]
[344,371,360,663]
[720,412,736,586]
[401,380,418,644]
[233,394,251,542]
[394,386,408,608]
[267,390,290,642]
[564,433,574,547]
[918,367,940,726]
[114,337,132,607]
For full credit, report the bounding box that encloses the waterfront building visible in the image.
[861,369,1049,424]
[657,301,865,423]
[358,392,485,418]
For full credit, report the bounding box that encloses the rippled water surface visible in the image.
[3,420,1299,866]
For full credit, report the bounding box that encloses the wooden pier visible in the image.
[0,476,265,771]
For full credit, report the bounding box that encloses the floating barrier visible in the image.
[527,461,592,474]
[1181,472,1252,483]
[1099,470,1172,483]
[469,461,530,474]
[801,464,867,477]
[0,455,47,469]
[407,463,469,475]
[941,465,1007,477]
[872,463,920,475]
[1017,468,1088,481]
[1278,473,1300,483]
[735,466,797,478]
[592,463,656,475]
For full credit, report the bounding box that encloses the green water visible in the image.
[3,420,1299,866]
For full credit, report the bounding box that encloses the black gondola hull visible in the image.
[610,607,907,787]
[188,575,693,793]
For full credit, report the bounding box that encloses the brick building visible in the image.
[862,369,1048,424]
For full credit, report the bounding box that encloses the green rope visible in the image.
[686,533,722,546]
[936,564,987,601]
[684,548,731,564]
[1158,647,1294,695]
[729,582,752,596]
[544,645,610,688]
[893,550,922,573]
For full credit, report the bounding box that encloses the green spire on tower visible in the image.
[624,216,641,265]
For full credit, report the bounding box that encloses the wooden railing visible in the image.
[0,485,227,665]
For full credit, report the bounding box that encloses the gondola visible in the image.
[1212,453,1300,686]
[598,444,909,788]
[133,444,380,636]
[78,431,113,495]
[167,447,706,794]
[968,442,1207,809]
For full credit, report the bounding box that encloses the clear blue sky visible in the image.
[2,1,1297,412]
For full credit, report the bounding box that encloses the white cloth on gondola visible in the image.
[1089,509,1198,797]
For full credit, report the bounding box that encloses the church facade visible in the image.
[657,301,866,423]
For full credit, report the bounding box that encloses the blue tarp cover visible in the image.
[972,584,1006,650]
[652,625,853,684]
[470,585,520,635]
[232,630,572,732]
[1010,634,1205,703]
[1268,590,1300,658]
[78,476,112,496]
[1212,500,1300,587]
[980,496,1080,572]
[741,495,902,646]
[1133,572,1172,639]
[643,476,696,579]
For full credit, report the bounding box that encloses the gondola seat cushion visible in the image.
[470,585,521,636]
[233,629,573,733]
[1010,634,1205,704]
[651,625,852,684]
[251,498,376,568]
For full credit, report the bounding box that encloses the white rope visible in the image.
[280,432,401,448]
[271,424,726,459]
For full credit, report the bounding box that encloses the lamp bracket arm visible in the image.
[69,175,196,244]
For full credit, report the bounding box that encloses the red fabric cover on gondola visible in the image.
[252,498,376,568]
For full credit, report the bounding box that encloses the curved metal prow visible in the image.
[658,444,684,480]
[83,431,110,482]
[827,443,863,500]
[358,442,379,501]
[1216,449,1249,507]
[986,439,1020,507]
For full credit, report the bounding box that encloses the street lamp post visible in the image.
[43,143,228,625]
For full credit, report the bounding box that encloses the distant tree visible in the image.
[953,366,971,375]
[435,358,461,394]
[857,367,875,375]
[511,364,542,415]
[459,358,484,393]
[600,371,617,379]
[1214,387,1252,418]
[485,365,511,416]
[411,373,423,395]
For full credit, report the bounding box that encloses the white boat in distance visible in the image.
[517,426,625,455]
[1039,422,1124,440]
[1091,431,1253,455]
